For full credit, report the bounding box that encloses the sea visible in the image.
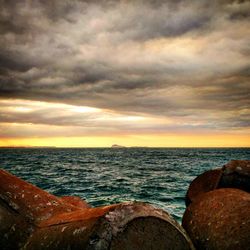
[0,147,249,223]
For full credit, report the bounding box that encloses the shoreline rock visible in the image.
[183,188,250,250]
[183,160,250,250]
[185,160,250,206]
[0,169,194,250]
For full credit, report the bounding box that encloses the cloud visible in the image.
[0,98,249,140]
[0,0,249,136]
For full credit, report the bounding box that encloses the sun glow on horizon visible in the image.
[0,1,249,149]
[1,133,249,148]
[0,98,249,148]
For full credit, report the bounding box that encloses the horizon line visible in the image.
[0,146,249,149]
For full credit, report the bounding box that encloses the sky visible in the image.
[0,0,249,147]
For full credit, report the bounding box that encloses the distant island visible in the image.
[111,144,126,148]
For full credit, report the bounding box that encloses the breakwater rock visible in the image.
[183,188,250,250]
[0,169,194,250]
[185,160,250,206]
[183,160,250,250]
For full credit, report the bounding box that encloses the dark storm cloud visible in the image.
[0,0,250,132]
[0,51,35,72]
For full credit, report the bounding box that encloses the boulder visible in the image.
[185,169,222,206]
[0,169,194,250]
[185,160,250,206]
[25,202,195,250]
[59,196,91,209]
[219,160,250,192]
[182,188,250,250]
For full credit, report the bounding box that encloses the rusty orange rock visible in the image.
[0,169,195,250]
[218,160,250,192]
[185,160,250,206]
[0,169,79,225]
[59,196,91,209]
[24,202,195,250]
[0,198,32,250]
[182,188,250,250]
[185,169,222,206]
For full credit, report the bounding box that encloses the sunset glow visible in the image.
[0,1,249,147]
[1,134,249,148]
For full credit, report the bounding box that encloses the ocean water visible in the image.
[0,147,249,222]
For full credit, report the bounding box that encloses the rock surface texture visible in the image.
[183,160,250,250]
[183,188,250,250]
[0,169,194,250]
[218,159,250,192]
[185,160,250,206]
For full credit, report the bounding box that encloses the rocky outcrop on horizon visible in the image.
[111,144,126,148]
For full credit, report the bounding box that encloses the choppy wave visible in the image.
[1,147,249,222]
